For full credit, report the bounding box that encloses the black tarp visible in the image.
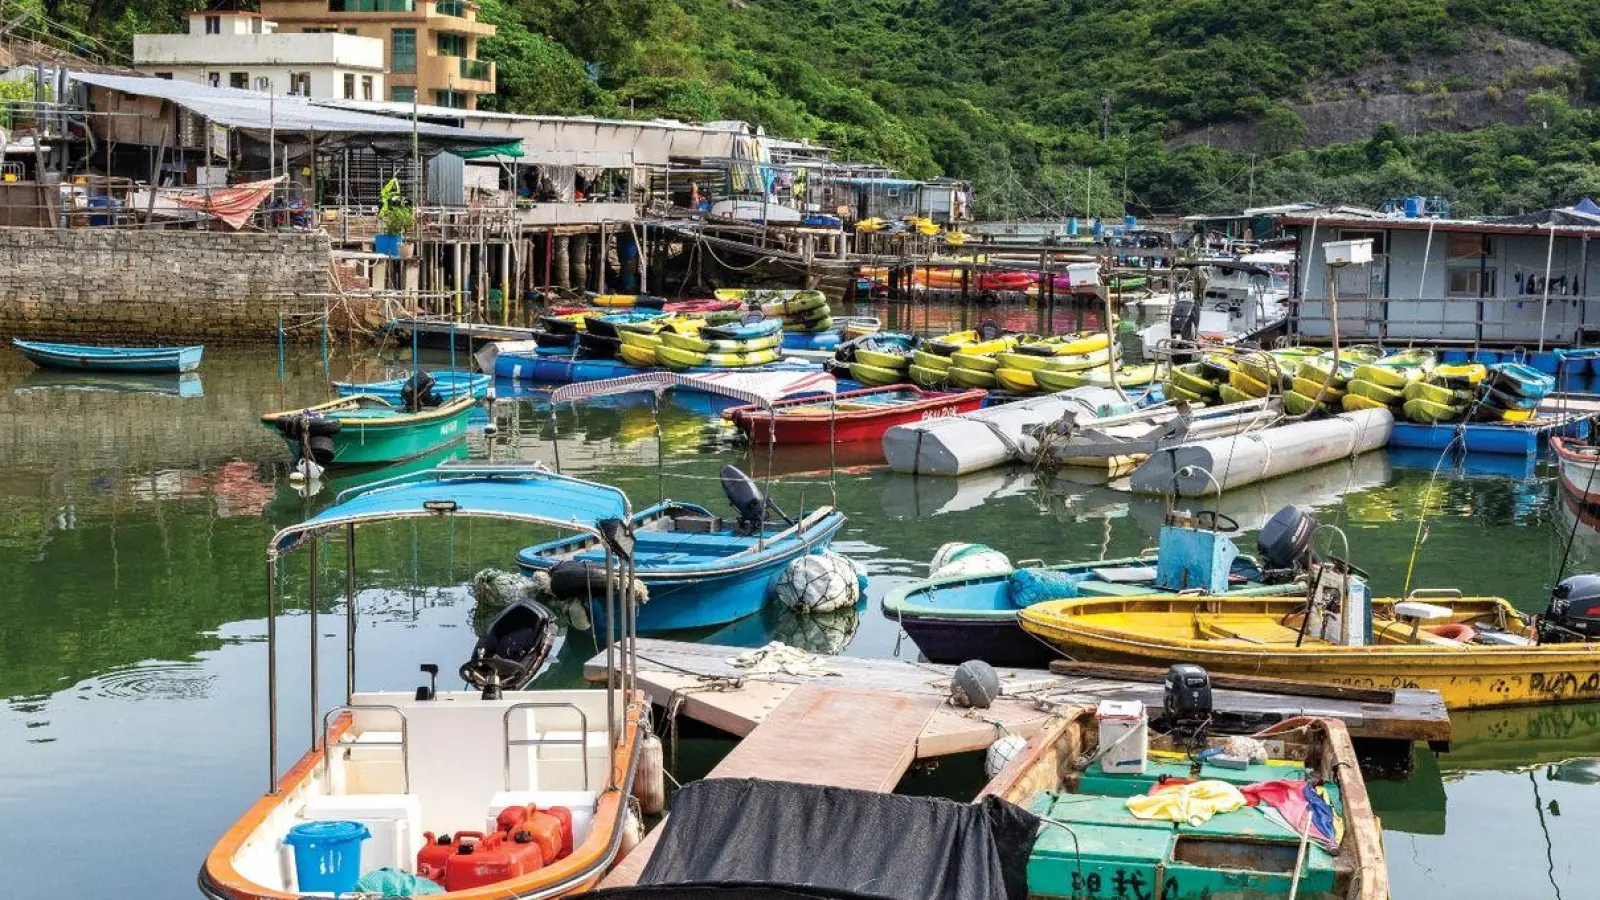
[598,778,1040,900]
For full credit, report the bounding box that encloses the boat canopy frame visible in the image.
[262,463,641,797]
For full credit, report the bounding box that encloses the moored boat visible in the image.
[200,466,654,900]
[12,338,204,373]
[725,385,986,444]
[1554,436,1600,504]
[261,393,479,467]
[333,370,491,404]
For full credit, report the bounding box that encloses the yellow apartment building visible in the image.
[258,0,495,109]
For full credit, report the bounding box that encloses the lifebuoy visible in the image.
[1427,623,1476,643]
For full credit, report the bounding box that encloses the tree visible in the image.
[1257,105,1306,154]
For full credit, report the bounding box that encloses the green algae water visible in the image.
[0,335,1593,899]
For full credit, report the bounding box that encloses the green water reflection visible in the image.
[0,341,1594,900]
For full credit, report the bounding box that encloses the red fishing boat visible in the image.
[1553,436,1600,504]
[724,385,987,444]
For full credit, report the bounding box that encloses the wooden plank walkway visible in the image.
[601,683,941,887]
[587,639,1451,747]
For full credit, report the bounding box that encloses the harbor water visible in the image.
[0,325,1593,899]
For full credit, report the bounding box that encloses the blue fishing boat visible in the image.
[516,466,845,631]
[12,338,203,373]
[332,370,491,403]
[881,508,1309,666]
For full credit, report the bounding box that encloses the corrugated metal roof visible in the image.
[70,71,505,148]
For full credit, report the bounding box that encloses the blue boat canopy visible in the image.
[269,465,632,557]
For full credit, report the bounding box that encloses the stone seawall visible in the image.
[0,228,338,343]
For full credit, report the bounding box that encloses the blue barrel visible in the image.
[87,195,121,226]
[1091,219,1104,237]
[1124,215,1137,229]
[1403,196,1422,218]
[285,821,370,894]
[1067,218,1079,236]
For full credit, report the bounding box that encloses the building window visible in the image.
[344,73,356,99]
[345,27,359,35]
[1448,267,1496,297]
[434,89,465,109]
[251,17,262,34]
[436,32,466,57]
[230,72,248,89]
[289,71,311,96]
[391,86,416,104]
[254,76,272,92]
[361,75,375,100]
[205,15,221,34]
[329,0,415,12]
[209,72,221,88]
[1448,234,1492,259]
[391,28,416,74]
[154,72,173,80]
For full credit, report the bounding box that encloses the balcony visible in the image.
[459,57,491,82]
[435,0,466,16]
[329,0,415,11]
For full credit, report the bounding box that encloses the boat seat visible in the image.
[298,793,423,883]
[537,731,611,792]
[335,730,406,795]
[1195,619,1309,645]
[485,790,601,847]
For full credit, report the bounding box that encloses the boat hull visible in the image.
[13,338,203,373]
[1021,595,1600,709]
[1554,436,1600,503]
[263,395,478,467]
[726,387,985,444]
[332,371,491,404]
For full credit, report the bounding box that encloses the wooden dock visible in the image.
[586,639,1452,753]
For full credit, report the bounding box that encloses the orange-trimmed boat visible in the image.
[200,466,656,900]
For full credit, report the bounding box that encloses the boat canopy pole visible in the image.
[603,547,617,781]
[1540,222,1557,353]
[266,558,279,795]
[345,524,356,704]
[309,541,320,751]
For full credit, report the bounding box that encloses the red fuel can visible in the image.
[443,832,544,891]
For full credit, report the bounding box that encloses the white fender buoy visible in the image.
[985,733,1030,778]
[930,542,1011,579]
[619,799,645,856]
[774,550,862,614]
[633,732,667,816]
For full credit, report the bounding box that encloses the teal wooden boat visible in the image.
[12,338,203,373]
[261,393,478,467]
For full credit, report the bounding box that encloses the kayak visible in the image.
[656,344,780,370]
[947,365,997,389]
[619,343,659,367]
[1354,349,1435,388]
[1226,368,1273,399]
[1347,379,1404,405]
[660,330,782,354]
[1403,396,1465,423]
[1036,346,1117,373]
[993,367,1039,393]
[856,347,912,370]
[702,318,784,342]
[849,361,909,386]
[908,364,949,388]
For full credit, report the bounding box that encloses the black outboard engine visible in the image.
[1163,664,1213,752]
[1257,505,1318,578]
[1170,298,1199,344]
[1540,575,1600,643]
[400,371,441,411]
[721,465,768,534]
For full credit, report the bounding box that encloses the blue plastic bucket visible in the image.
[373,233,403,258]
[285,820,370,894]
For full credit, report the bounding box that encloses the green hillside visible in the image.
[29,0,1600,216]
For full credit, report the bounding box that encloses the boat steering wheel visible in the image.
[1193,510,1240,533]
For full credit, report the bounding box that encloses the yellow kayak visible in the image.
[659,330,780,354]
[1403,397,1465,423]
[1166,382,1212,403]
[1291,375,1345,400]
[1169,363,1218,396]
[856,348,911,370]
[1216,383,1257,405]
[1014,332,1111,357]
[911,349,952,371]
[1348,379,1405,405]
[849,361,908,386]
[619,330,662,350]
[1036,346,1117,373]
[1033,367,1092,392]
[1341,393,1392,412]
[1227,368,1273,399]
[947,365,998,389]
[1075,363,1159,388]
[908,364,949,388]
[950,349,1003,373]
[619,343,659,367]
[1282,390,1332,416]
[1432,363,1487,387]
[1403,380,1471,405]
[994,367,1039,393]
[656,345,779,370]
[1017,593,1600,709]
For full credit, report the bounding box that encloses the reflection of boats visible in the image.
[1443,700,1600,771]
[261,394,478,467]
[12,338,203,373]
[333,371,491,404]
[879,466,1038,519]
[1362,745,1445,836]
[262,442,469,527]
[516,469,846,632]
[202,466,651,900]
[1019,588,1600,709]
[986,710,1387,900]
[15,369,204,398]
[726,386,986,445]
[883,512,1305,666]
[1124,450,1392,537]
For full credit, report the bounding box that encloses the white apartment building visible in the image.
[133,9,386,101]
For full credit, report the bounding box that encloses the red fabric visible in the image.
[171,176,285,229]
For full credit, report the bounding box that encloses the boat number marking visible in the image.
[1531,672,1600,695]
[440,420,459,437]
[919,407,959,421]
[1067,869,1172,899]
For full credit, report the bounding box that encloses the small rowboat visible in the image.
[726,386,986,444]
[1554,436,1600,504]
[261,393,478,467]
[12,338,203,373]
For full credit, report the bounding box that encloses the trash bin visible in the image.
[374,233,403,257]
[87,195,121,227]
[285,820,371,895]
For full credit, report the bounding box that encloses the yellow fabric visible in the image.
[1125,780,1247,825]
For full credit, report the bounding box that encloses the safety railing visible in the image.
[460,58,492,81]
[503,701,591,791]
[322,704,411,794]
[1290,295,1600,348]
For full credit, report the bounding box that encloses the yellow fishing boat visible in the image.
[1019,588,1600,709]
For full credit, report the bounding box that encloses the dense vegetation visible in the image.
[28,0,1600,217]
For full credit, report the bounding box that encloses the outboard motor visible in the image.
[1163,664,1213,752]
[1169,297,1199,344]
[1257,505,1317,578]
[721,465,768,534]
[1540,575,1600,643]
[400,371,441,411]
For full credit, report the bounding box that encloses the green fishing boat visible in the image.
[262,393,478,467]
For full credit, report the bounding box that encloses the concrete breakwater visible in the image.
[0,227,370,343]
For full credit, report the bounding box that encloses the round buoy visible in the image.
[930,543,1011,579]
[774,550,862,614]
[633,732,667,815]
[985,734,1029,777]
[950,659,1001,709]
[483,422,499,436]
